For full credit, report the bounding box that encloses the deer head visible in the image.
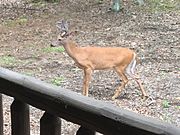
[51,20,69,47]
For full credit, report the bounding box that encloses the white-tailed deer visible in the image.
[51,20,148,100]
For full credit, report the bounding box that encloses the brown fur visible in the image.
[51,37,148,100]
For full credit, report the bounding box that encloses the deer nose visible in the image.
[50,40,59,47]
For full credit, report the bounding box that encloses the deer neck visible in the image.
[63,40,78,59]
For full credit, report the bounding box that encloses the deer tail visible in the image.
[126,52,137,78]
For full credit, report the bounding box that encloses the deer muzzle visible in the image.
[50,40,61,47]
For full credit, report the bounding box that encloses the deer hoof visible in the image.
[142,95,148,100]
[111,96,116,101]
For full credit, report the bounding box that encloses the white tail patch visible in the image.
[126,53,137,78]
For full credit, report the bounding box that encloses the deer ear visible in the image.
[63,21,69,31]
[56,20,69,32]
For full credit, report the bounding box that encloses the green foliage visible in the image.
[51,77,64,86]
[147,0,179,12]
[0,56,16,66]
[31,0,60,3]
[42,47,65,53]
[51,0,60,2]
[16,17,28,25]
[162,113,172,123]
[30,0,47,8]
[135,0,144,6]
[96,0,104,4]
[22,71,34,77]
[162,100,170,108]
[3,17,28,27]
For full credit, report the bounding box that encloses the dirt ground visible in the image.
[0,0,180,134]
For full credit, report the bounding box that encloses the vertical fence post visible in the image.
[11,99,30,135]
[0,94,3,135]
[40,112,61,135]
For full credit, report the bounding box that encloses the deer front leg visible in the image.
[82,68,92,96]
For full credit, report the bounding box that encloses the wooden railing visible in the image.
[0,67,180,135]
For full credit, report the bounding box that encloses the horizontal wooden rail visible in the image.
[0,67,180,135]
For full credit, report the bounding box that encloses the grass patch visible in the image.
[31,0,47,7]
[162,113,172,123]
[3,17,28,27]
[22,71,35,77]
[162,100,170,108]
[31,0,60,5]
[51,77,64,86]
[0,56,16,66]
[147,0,180,12]
[16,17,28,25]
[47,0,60,3]
[42,46,65,53]
[96,0,104,4]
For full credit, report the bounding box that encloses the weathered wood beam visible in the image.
[0,67,180,135]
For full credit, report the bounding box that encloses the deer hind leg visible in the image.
[83,68,92,96]
[126,58,148,98]
[112,67,128,100]
[133,78,148,98]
